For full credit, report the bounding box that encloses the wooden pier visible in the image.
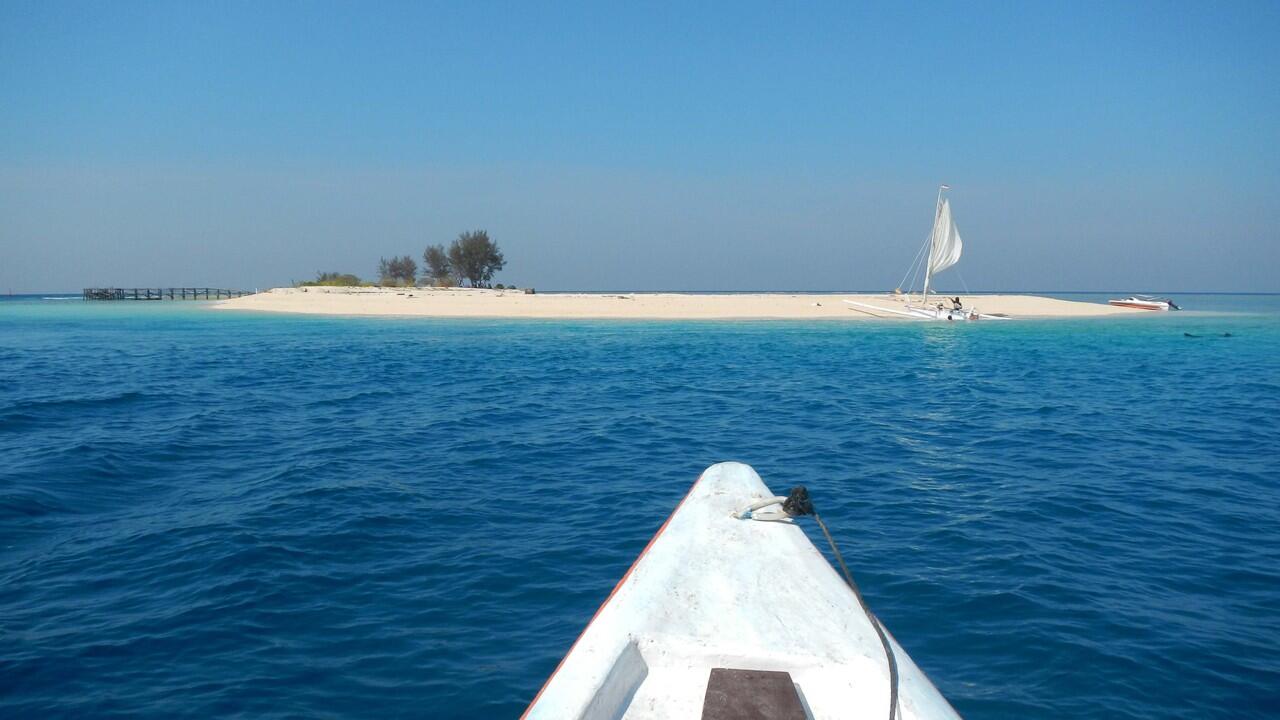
[83,288,254,301]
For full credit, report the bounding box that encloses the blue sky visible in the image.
[2,1,1277,292]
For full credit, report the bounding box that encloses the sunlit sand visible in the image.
[214,286,1145,320]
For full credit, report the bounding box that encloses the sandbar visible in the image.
[212,287,1146,320]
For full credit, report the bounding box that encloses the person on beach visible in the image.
[952,296,962,310]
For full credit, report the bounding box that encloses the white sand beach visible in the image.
[213,286,1146,320]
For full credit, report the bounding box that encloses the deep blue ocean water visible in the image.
[1,294,1278,719]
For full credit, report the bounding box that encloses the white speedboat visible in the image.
[1108,295,1180,311]
[522,462,961,720]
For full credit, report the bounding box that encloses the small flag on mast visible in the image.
[940,184,951,189]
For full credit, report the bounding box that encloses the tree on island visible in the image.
[446,230,505,287]
[422,244,454,286]
[378,255,418,286]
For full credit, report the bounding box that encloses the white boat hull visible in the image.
[1109,298,1173,311]
[845,299,1010,321]
[522,462,961,720]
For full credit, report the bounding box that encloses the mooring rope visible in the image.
[737,487,901,720]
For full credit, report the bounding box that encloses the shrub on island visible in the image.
[297,272,365,287]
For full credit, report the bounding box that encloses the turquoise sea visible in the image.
[1,294,1277,718]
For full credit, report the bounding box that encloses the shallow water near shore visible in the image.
[2,294,1278,718]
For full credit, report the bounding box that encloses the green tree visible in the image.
[446,230,505,287]
[378,256,418,286]
[393,255,418,285]
[422,244,453,285]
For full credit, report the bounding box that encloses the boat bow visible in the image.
[523,462,961,720]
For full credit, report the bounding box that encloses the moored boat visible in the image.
[1109,295,1180,311]
[522,462,961,720]
[848,185,1004,322]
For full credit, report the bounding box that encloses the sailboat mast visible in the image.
[922,184,947,305]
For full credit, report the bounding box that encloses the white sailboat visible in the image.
[846,186,1008,321]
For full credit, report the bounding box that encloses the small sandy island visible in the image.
[214,287,1145,320]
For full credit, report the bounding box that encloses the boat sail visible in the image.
[843,185,1009,320]
[921,192,962,304]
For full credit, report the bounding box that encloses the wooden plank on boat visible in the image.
[702,669,806,720]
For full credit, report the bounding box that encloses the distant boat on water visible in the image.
[1109,295,1180,311]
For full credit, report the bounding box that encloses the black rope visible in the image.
[783,486,900,720]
